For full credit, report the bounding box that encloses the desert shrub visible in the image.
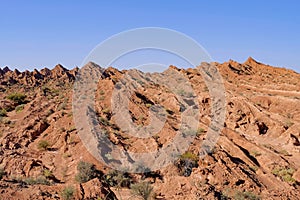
[67,126,76,132]
[75,161,96,183]
[182,129,197,137]
[0,109,7,117]
[7,93,27,104]
[131,182,153,200]
[0,167,5,180]
[99,117,110,126]
[24,176,50,185]
[15,104,24,112]
[177,152,199,177]
[102,108,110,114]
[272,167,295,183]
[279,149,290,156]
[284,120,294,129]
[250,151,262,157]
[180,152,199,162]
[43,169,54,178]
[58,102,67,111]
[104,170,131,188]
[99,90,105,95]
[234,191,260,200]
[41,86,51,95]
[38,140,50,150]
[61,186,75,200]
[145,103,152,108]
[197,128,205,136]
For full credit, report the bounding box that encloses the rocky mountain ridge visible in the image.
[0,58,299,199]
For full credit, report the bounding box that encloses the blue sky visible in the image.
[0,0,299,72]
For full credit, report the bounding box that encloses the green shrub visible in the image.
[102,108,110,114]
[145,103,152,108]
[250,151,262,157]
[43,169,53,178]
[38,140,50,150]
[272,167,295,183]
[234,191,260,200]
[24,176,50,185]
[284,120,294,129]
[0,109,7,117]
[7,93,27,104]
[177,152,199,177]
[99,117,110,126]
[131,182,153,200]
[15,104,24,112]
[75,161,96,183]
[104,170,131,187]
[58,102,67,111]
[196,128,205,136]
[61,186,75,200]
[180,152,199,162]
[99,90,105,95]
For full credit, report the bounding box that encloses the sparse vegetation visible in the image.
[61,186,75,200]
[75,161,96,183]
[68,136,76,145]
[37,140,50,150]
[99,96,105,101]
[196,128,205,136]
[284,120,294,129]
[279,149,291,156]
[177,89,186,96]
[104,170,131,188]
[99,90,105,95]
[43,169,54,178]
[46,109,54,117]
[249,165,259,172]
[99,116,110,126]
[7,93,27,104]
[177,152,199,177]
[67,126,76,132]
[24,176,50,185]
[145,103,152,108]
[272,167,295,183]
[180,151,199,162]
[233,191,260,200]
[182,129,197,137]
[250,150,262,157]
[102,108,111,114]
[58,102,67,111]
[63,153,72,159]
[131,181,153,200]
[15,104,24,112]
[0,109,7,117]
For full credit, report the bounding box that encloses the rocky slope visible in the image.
[0,58,299,200]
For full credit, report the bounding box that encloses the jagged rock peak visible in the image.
[13,69,21,75]
[33,69,40,74]
[2,66,11,73]
[244,56,260,65]
[40,67,51,76]
[52,64,67,73]
[85,61,102,68]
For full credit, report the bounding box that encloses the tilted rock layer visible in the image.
[0,58,299,199]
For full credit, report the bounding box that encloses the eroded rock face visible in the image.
[0,58,300,199]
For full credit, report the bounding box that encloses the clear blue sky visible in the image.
[0,0,299,72]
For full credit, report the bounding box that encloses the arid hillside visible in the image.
[0,58,299,200]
